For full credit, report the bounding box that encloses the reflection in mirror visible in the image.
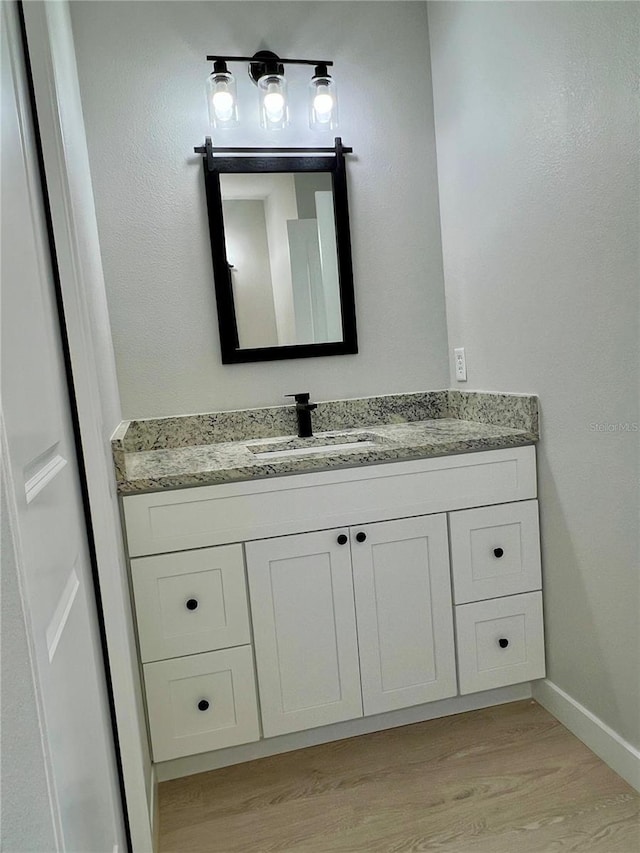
[220,173,342,349]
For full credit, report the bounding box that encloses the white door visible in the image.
[246,529,362,737]
[288,218,327,343]
[1,3,125,850]
[351,515,458,715]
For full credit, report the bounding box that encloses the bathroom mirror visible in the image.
[200,144,357,363]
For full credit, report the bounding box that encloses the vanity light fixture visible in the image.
[206,51,338,131]
[309,64,338,131]
[253,53,289,130]
[206,60,239,129]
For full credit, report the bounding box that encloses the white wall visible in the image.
[429,1,639,748]
[69,1,449,418]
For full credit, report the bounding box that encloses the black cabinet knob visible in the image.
[493,547,504,559]
[197,699,210,711]
[337,534,348,545]
[356,532,367,543]
[186,598,199,611]
[498,638,509,649]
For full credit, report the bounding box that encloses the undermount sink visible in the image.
[247,432,386,459]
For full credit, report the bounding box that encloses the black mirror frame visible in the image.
[199,139,358,364]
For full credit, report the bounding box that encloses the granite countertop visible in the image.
[113,390,539,495]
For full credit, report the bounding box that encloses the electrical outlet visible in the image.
[454,347,467,382]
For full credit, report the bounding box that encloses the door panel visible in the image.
[1,4,124,848]
[351,515,457,715]
[246,529,362,737]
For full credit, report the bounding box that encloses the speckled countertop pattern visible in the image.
[113,391,539,495]
[118,392,451,451]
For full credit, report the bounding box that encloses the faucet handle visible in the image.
[285,392,311,405]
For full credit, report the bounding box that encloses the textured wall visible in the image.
[70,1,449,418]
[429,1,640,747]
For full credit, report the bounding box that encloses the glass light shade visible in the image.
[309,74,338,131]
[207,70,238,128]
[258,74,289,130]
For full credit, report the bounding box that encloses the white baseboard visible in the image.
[533,679,640,792]
[156,683,531,782]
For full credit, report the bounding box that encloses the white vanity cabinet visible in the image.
[122,445,545,767]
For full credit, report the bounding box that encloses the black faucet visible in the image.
[286,393,318,438]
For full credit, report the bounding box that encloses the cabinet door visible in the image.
[246,530,362,737]
[351,515,457,715]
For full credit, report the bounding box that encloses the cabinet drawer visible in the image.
[144,646,260,762]
[449,500,541,604]
[131,545,250,662]
[455,592,545,694]
[123,447,537,556]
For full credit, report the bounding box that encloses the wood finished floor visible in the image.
[158,700,639,852]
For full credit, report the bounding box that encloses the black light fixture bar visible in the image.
[207,55,333,67]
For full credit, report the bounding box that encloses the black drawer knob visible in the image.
[197,699,210,711]
[356,532,367,543]
[337,534,348,545]
[498,638,509,649]
[186,598,199,611]
[493,547,504,559]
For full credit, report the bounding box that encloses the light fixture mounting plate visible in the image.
[249,50,283,84]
